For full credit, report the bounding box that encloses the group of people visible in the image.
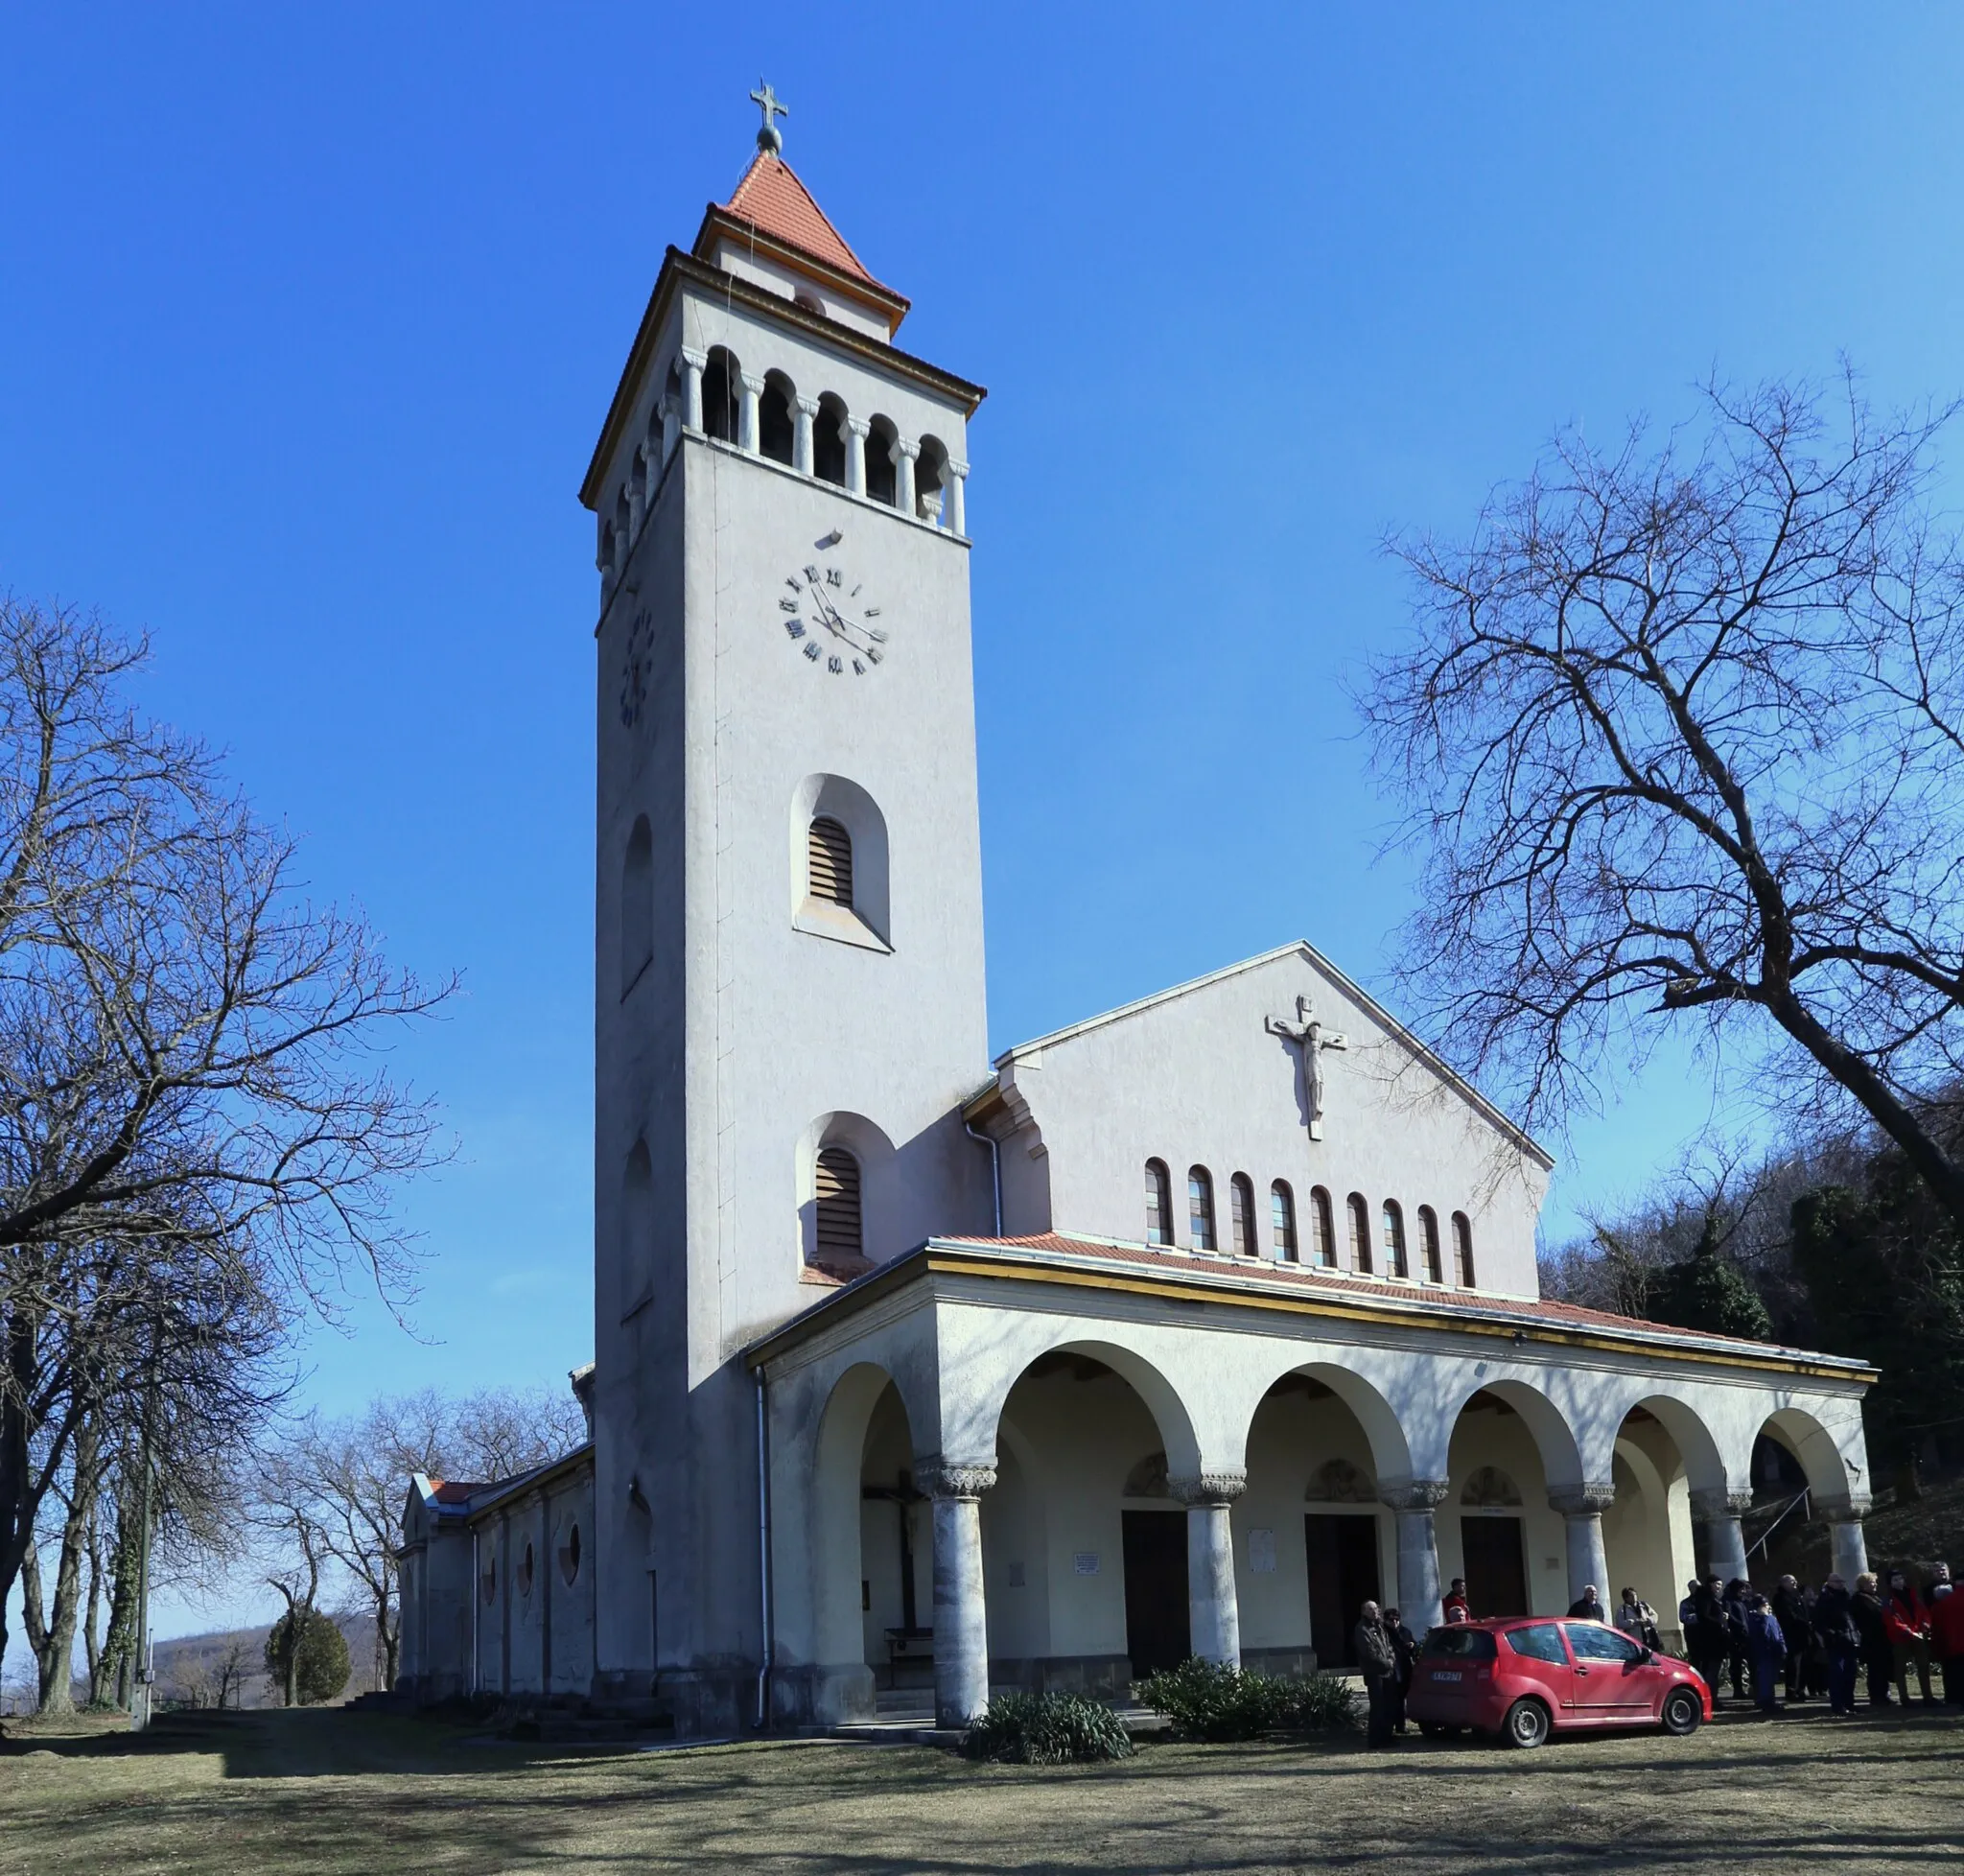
[1349,1562,1964,1744]
[1661,1563,1964,1715]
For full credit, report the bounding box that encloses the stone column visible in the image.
[1548,1484,1616,1608]
[945,458,969,535]
[1172,1472,1246,1669]
[738,372,764,455]
[678,348,706,433]
[1690,1487,1753,1584]
[628,447,647,538]
[1380,1482,1449,1632]
[793,396,818,476]
[660,391,680,464]
[897,438,920,517]
[1815,1493,1872,1582]
[845,417,870,495]
[924,1461,994,1729]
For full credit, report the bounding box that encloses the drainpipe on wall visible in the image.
[755,1368,774,1729]
[964,1118,1002,1236]
[470,1524,479,1699]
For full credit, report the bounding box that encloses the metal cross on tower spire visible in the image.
[750,80,788,154]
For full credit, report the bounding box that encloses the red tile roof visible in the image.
[720,154,876,283]
[927,1233,1842,1359]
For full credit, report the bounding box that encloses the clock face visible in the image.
[619,606,653,729]
[777,529,888,677]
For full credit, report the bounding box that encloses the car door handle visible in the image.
[1574,1665,1590,1675]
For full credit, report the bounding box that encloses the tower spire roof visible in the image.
[715,151,877,285]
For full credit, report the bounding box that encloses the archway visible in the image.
[1443,1387,1573,1619]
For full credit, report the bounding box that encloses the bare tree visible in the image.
[0,598,455,1677]
[255,1385,588,1691]
[1363,372,1964,1229]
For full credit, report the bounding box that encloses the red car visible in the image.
[1406,1616,1712,1748]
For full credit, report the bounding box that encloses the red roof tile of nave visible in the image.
[927,1232,1838,1357]
[719,153,877,284]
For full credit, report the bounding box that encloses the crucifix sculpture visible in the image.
[750,80,789,154]
[1266,995,1348,1140]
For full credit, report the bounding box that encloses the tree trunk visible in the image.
[101,1482,142,1710]
[270,1583,301,1708]
[82,1492,105,1705]
[33,1418,99,1714]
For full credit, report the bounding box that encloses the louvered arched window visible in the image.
[814,1145,862,1262]
[1145,1159,1173,1246]
[1383,1201,1408,1278]
[1188,1167,1216,1252]
[1310,1186,1336,1268]
[1453,1211,1476,1287]
[1270,1181,1298,1260]
[1418,1205,1442,1283]
[807,816,853,907]
[1228,1173,1257,1255]
[1348,1192,1372,1274]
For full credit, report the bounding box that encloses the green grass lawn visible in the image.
[2,1702,1960,1874]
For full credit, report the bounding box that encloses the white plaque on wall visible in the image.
[1073,1552,1100,1576]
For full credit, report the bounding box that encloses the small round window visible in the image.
[558,1522,583,1586]
[519,1540,535,1597]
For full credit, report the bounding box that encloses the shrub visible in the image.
[1133,1658,1359,1740]
[264,1607,351,1706]
[963,1689,1135,1764]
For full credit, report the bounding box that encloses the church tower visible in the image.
[579,93,993,1727]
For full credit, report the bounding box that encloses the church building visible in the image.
[396,96,1878,1736]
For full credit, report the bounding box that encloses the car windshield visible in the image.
[1420,1628,1497,1659]
[1506,1622,1569,1664]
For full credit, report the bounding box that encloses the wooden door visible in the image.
[1461,1514,1529,1618]
[1122,1510,1190,1676]
[1306,1513,1383,1665]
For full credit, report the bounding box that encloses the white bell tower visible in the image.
[578,96,992,1729]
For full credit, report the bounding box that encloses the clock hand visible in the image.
[808,584,875,652]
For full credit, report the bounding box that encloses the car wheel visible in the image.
[1660,1686,1702,1737]
[1502,1698,1551,1749]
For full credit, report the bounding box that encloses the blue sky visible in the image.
[3,6,1960,1641]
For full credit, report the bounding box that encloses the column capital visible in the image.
[1380,1479,1451,1513]
[738,371,766,395]
[1813,1491,1872,1521]
[897,436,922,461]
[1689,1486,1754,1520]
[678,346,708,371]
[947,457,970,480]
[793,394,820,417]
[845,415,872,438]
[1168,1471,1247,1506]
[918,1460,995,1500]
[1548,1482,1617,1517]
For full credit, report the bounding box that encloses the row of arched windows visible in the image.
[600,340,966,588]
[1143,1160,1475,1288]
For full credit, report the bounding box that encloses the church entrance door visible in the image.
[1305,1513,1382,1665]
[1461,1515,1530,1617]
[1122,1510,1190,1676]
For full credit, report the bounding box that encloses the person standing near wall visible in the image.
[1851,1574,1893,1708]
[1930,1570,1964,1707]
[1812,1574,1860,1716]
[1771,1575,1811,1703]
[1354,1601,1398,1748]
[1745,1593,1786,1716]
[1883,1570,1935,1704]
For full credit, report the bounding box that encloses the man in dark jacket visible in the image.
[1354,1601,1398,1747]
[1771,1575,1812,1703]
[1690,1577,1730,1703]
[1850,1574,1893,1707]
[1813,1573,1860,1714]
[1383,1606,1420,1734]
[1567,1584,1606,1622]
[1722,1579,1752,1700]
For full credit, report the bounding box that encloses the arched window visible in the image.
[480,1556,498,1606]
[1309,1186,1335,1267]
[598,519,616,585]
[518,1540,535,1598]
[1453,1211,1476,1287]
[1417,1206,1442,1283]
[1144,1159,1173,1246]
[622,815,653,992]
[701,347,739,442]
[814,393,849,485]
[865,415,899,505]
[760,370,796,465]
[1382,1201,1408,1278]
[793,290,826,317]
[1188,1166,1216,1252]
[557,1522,582,1586]
[1270,1180,1298,1261]
[621,1137,653,1314]
[807,815,853,907]
[814,1145,862,1262]
[1229,1172,1256,1255]
[915,434,949,525]
[1347,1193,1372,1274]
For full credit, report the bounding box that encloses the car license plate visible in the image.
[1432,1670,1461,1682]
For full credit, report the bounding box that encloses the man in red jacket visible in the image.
[1883,1570,1935,1704]
[1930,1575,1964,1707]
